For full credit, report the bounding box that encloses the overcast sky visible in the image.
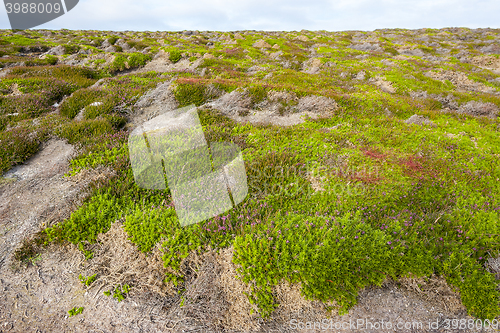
[1,0,499,32]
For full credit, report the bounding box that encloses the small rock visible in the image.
[46,45,65,56]
[234,33,244,40]
[270,51,283,59]
[104,46,117,53]
[355,71,366,80]
[203,53,215,59]
[310,58,321,67]
[457,101,499,118]
[253,39,271,48]
[349,43,382,52]
[263,73,273,80]
[398,48,425,57]
[295,35,309,42]
[479,44,500,54]
[154,49,167,59]
[101,40,111,48]
[404,114,436,126]
[272,44,280,49]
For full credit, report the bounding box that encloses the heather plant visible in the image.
[59,88,108,118]
[233,211,402,317]
[24,55,58,66]
[0,123,46,173]
[124,205,178,253]
[44,191,126,247]
[9,65,101,88]
[172,81,220,107]
[108,52,152,73]
[67,130,130,175]
[168,49,182,63]
[56,118,115,144]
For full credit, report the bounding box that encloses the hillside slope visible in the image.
[0,27,500,332]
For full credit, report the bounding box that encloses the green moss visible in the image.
[107,36,119,45]
[2,35,38,46]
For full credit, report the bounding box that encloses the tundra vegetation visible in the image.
[2,27,500,320]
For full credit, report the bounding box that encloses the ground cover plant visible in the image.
[2,27,500,327]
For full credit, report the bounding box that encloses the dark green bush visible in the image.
[59,88,107,119]
[63,44,80,54]
[25,55,58,66]
[168,50,182,63]
[107,36,119,45]
[0,125,42,173]
[56,118,113,144]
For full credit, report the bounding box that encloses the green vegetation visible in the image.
[3,28,500,322]
[168,49,182,63]
[79,274,97,287]
[108,52,152,73]
[103,284,131,302]
[68,306,84,317]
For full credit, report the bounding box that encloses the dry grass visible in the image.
[398,273,467,314]
[84,219,173,302]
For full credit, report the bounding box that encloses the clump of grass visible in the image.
[78,273,97,287]
[103,284,131,302]
[13,230,49,267]
[68,306,84,317]
[9,65,101,88]
[126,40,149,50]
[172,81,220,107]
[0,125,44,174]
[168,49,182,63]
[25,55,58,67]
[107,36,119,45]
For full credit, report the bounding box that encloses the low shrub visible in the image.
[59,88,107,119]
[168,50,182,63]
[56,118,114,144]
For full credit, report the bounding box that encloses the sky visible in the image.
[1,0,499,32]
